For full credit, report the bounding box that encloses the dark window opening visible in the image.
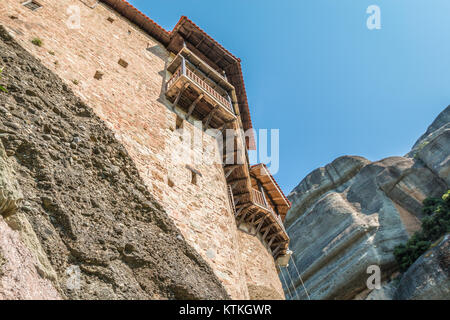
[176,115,184,130]
[191,171,197,185]
[94,71,104,80]
[22,1,42,11]
[107,17,115,23]
[118,59,129,68]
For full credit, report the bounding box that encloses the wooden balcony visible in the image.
[222,130,290,259]
[251,189,287,235]
[228,183,290,259]
[166,47,237,129]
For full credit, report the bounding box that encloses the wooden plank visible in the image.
[262,227,271,241]
[235,204,248,218]
[195,36,205,48]
[204,105,219,129]
[255,218,265,235]
[186,94,203,121]
[272,244,283,257]
[238,211,248,225]
[268,236,276,248]
[224,166,237,179]
[172,83,189,110]
[227,177,247,184]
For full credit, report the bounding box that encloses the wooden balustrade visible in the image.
[167,64,234,113]
[251,188,286,233]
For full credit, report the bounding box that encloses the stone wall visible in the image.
[237,227,285,300]
[0,0,282,299]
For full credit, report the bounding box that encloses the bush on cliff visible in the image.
[0,67,7,93]
[394,190,450,272]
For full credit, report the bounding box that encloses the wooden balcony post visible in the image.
[227,94,233,114]
[181,56,186,76]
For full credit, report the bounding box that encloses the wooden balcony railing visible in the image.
[252,188,286,233]
[167,64,234,114]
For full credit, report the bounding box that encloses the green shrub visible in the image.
[394,190,450,272]
[0,67,7,93]
[31,38,43,47]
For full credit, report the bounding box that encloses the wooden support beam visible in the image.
[235,201,252,209]
[238,211,248,225]
[235,204,249,218]
[172,83,189,110]
[268,236,276,248]
[196,36,205,48]
[250,214,258,226]
[272,244,283,257]
[227,177,247,185]
[224,163,240,170]
[185,30,193,41]
[215,56,224,66]
[262,227,271,241]
[254,218,265,235]
[224,166,237,179]
[230,180,241,191]
[261,223,275,234]
[254,216,266,226]
[232,190,251,198]
[204,105,219,129]
[186,94,203,121]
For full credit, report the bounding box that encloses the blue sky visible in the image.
[129,0,450,193]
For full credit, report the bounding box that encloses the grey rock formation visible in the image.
[0,141,23,217]
[282,106,449,300]
[394,234,450,300]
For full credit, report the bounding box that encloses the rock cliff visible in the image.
[0,26,228,300]
[282,105,449,300]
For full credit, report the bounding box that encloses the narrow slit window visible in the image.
[22,1,42,11]
[191,171,197,185]
[118,59,128,68]
[175,115,184,130]
[107,17,115,23]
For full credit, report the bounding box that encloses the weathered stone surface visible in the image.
[283,106,449,300]
[0,216,61,300]
[410,105,450,153]
[0,25,228,300]
[0,141,23,217]
[285,156,370,228]
[394,234,450,300]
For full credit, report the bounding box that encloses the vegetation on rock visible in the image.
[394,190,450,272]
[0,67,7,92]
[31,38,42,47]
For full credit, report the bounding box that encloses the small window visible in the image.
[175,115,184,130]
[107,17,115,23]
[167,178,174,188]
[118,59,129,68]
[22,1,42,11]
[191,171,197,185]
[94,71,104,80]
